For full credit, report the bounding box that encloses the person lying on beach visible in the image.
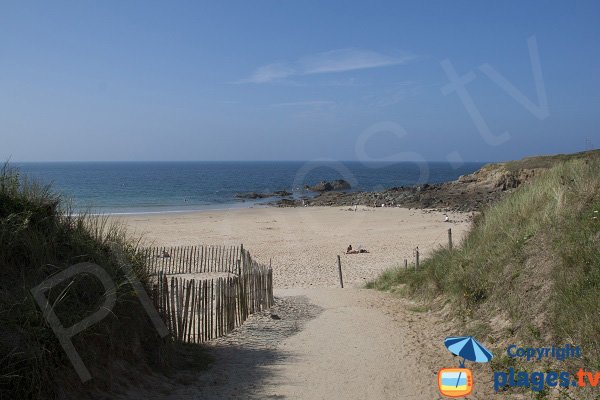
[346,245,369,254]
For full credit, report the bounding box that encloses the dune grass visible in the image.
[367,154,600,368]
[0,164,209,399]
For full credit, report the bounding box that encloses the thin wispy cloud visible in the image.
[235,48,414,84]
[247,63,296,83]
[300,49,411,74]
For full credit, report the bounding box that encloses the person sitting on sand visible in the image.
[346,244,369,254]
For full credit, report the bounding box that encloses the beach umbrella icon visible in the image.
[440,336,494,396]
[443,336,493,390]
[444,336,493,365]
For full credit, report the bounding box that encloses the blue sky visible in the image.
[1,1,599,162]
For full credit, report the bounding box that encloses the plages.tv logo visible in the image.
[438,336,493,398]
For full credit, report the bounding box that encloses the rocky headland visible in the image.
[274,152,597,211]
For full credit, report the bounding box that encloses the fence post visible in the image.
[415,247,419,270]
[404,259,407,270]
[337,255,344,288]
[240,244,244,273]
[448,228,453,251]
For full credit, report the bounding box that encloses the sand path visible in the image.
[164,287,459,400]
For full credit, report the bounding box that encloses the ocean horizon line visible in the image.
[12,159,493,164]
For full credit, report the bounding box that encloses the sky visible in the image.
[1,0,599,162]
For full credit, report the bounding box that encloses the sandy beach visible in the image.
[116,206,471,289]
[114,206,483,399]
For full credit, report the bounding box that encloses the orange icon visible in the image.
[438,367,473,397]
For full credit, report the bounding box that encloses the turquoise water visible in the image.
[441,372,468,386]
[16,161,485,214]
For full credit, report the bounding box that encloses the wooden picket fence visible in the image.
[142,245,242,275]
[146,245,273,343]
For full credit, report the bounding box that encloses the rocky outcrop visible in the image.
[276,157,563,211]
[305,179,351,192]
[332,179,351,190]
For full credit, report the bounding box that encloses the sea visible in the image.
[15,161,486,214]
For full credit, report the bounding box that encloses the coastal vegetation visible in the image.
[0,165,208,399]
[368,151,600,372]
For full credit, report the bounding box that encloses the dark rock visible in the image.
[306,181,333,192]
[235,192,268,199]
[277,198,300,207]
[306,179,351,192]
[331,179,351,190]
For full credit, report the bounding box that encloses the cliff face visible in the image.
[283,150,600,211]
